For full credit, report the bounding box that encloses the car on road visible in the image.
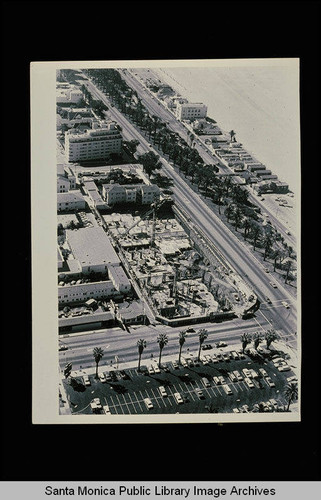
[263,267,269,273]
[83,375,91,386]
[216,341,228,348]
[201,344,212,350]
[99,373,106,383]
[286,231,291,235]
[59,343,68,351]
[103,405,111,414]
[195,388,205,399]
[282,301,290,309]
[222,384,233,395]
[265,297,272,304]
[244,377,255,388]
[174,392,184,404]
[186,328,195,332]
[144,398,154,410]
[266,376,276,388]
[270,282,278,288]
[159,386,167,397]
[148,365,155,375]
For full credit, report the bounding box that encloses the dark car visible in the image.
[119,370,130,380]
[110,370,117,381]
[201,344,213,351]
[186,328,195,333]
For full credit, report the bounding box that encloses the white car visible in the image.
[213,376,221,385]
[222,384,232,395]
[83,375,91,386]
[103,405,111,414]
[244,377,254,389]
[99,373,106,383]
[266,377,275,388]
[282,301,290,309]
[159,386,168,397]
[259,368,268,377]
[174,392,183,404]
[270,282,278,288]
[154,365,161,374]
[148,365,155,375]
[144,398,154,410]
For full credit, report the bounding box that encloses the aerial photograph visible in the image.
[56,61,299,418]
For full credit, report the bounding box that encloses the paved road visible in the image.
[120,69,297,248]
[80,76,297,341]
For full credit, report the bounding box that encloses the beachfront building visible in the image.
[57,191,86,212]
[65,122,123,162]
[176,102,207,121]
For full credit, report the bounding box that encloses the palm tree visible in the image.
[265,329,279,349]
[157,333,168,367]
[225,203,234,222]
[253,332,263,350]
[284,381,298,411]
[229,130,236,142]
[93,347,104,379]
[233,206,243,232]
[284,259,296,284]
[178,331,187,365]
[241,332,252,353]
[197,329,208,361]
[137,339,147,372]
[263,233,273,261]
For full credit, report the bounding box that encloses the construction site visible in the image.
[102,197,258,326]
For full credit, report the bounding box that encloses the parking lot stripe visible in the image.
[150,388,161,408]
[127,393,138,414]
[115,394,125,414]
[132,392,143,412]
[109,395,118,412]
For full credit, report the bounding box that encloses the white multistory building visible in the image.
[176,102,207,121]
[65,122,122,162]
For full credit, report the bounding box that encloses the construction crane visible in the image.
[122,196,170,246]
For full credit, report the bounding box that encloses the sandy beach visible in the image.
[152,65,300,194]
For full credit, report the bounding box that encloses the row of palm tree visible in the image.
[241,329,279,353]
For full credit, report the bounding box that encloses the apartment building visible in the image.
[65,122,122,162]
[102,183,160,206]
[176,102,207,121]
[56,84,83,104]
[57,191,86,212]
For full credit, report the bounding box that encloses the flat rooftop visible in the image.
[67,227,120,267]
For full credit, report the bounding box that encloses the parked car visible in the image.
[228,372,237,382]
[186,328,195,333]
[219,376,225,384]
[154,365,161,374]
[233,370,243,381]
[266,377,276,388]
[195,388,205,399]
[201,344,212,350]
[144,398,154,410]
[213,376,221,385]
[99,373,106,383]
[119,370,129,379]
[83,375,91,386]
[244,377,255,388]
[259,368,268,377]
[174,392,183,404]
[202,377,211,387]
[222,384,232,395]
[159,386,167,397]
[103,405,111,414]
[172,361,179,369]
[148,365,155,375]
[231,351,239,360]
[222,353,230,362]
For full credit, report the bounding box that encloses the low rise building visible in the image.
[115,300,146,325]
[57,191,86,212]
[176,102,207,121]
[58,280,118,305]
[57,85,83,104]
[102,183,160,206]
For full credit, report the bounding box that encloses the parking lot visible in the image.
[63,348,295,415]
